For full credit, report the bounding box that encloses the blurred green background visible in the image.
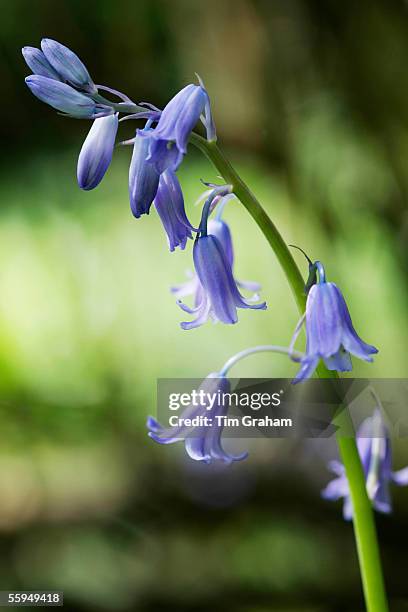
[1,0,408,610]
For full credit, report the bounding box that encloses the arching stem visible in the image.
[190,132,388,612]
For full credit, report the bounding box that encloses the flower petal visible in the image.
[328,460,345,476]
[180,298,212,330]
[292,357,319,384]
[343,497,353,521]
[185,436,210,462]
[129,132,160,217]
[332,284,378,361]
[305,283,343,358]
[373,481,392,514]
[146,138,183,173]
[152,84,204,148]
[236,279,261,292]
[154,170,193,251]
[392,466,408,486]
[208,219,234,266]
[174,86,206,153]
[170,274,199,299]
[321,475,349,500]
[142,84,209,171]
[323,347,352,372]
[204,407,248,463]
[193,235,238,324]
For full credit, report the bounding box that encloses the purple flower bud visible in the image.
[322,409,408,520]
[41,38,96,93]
[179,234,266,329]
[129,132,160,218]
[147,374,247,464]
[22,46,62,81]
[292,279,378,382]
[25,75,107,118]
[154,170,194,251]
[142,84,212,172]
[77,114,118,190]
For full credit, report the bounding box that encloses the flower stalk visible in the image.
[190,132,389,612]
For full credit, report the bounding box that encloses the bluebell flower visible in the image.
[153,170,195,251]
[147,373,248,464]
[77,114,119,190]
[291,262,378,382]
[128,130,160,218]
[22,46,62,81]
[40,38,96,93]
[322,409,408,519]
[25,75,111,119]
[190,234,266,326]
[173,210,262,329]
[140,82,215,173]
[177,192,266,329]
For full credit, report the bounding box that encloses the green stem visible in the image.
[338,436,389,611]
[190,133,388,612]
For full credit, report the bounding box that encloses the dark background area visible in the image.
[0,1,408,610]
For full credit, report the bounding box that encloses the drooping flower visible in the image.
[39,38,96,93]
[25,75,111,119]
[291,261,378,382]
[147,374,247,464]
[153,170,195,251]
[176,193,266,329]
[77,113,119,190]
[192,234,266,324]
[322,409,408,520]
[173,206,262,328]
[140,82,215,173]
[128,130,160,218]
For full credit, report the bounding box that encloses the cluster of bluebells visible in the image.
[24,39,407,521]
[23,38,265,323]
